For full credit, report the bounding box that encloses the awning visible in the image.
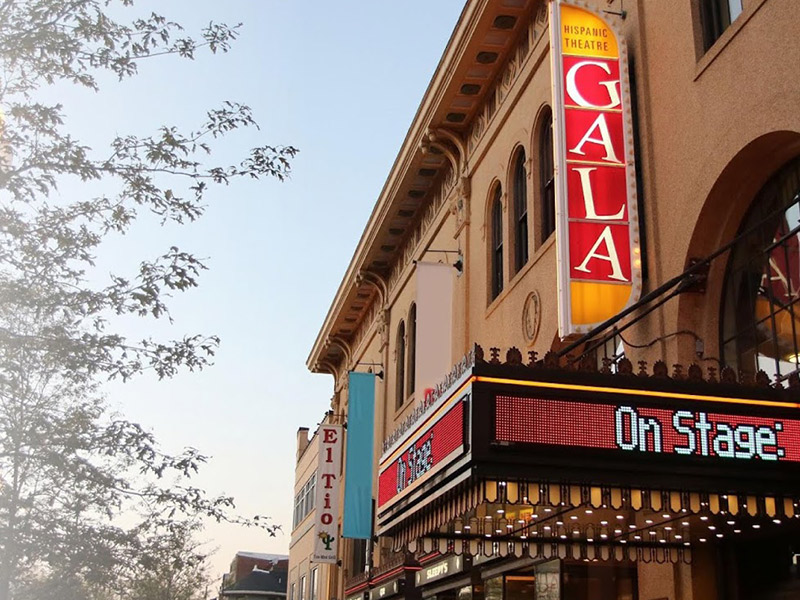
[389,478,800,564]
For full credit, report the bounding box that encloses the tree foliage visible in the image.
[0,1,294,598]
[0,0,297,382]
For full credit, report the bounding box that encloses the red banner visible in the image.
[495,395,800,462]
[378,401,465,508]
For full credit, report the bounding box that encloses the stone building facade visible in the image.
[303,1,800,598]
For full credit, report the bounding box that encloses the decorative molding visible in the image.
[467,8,545,156]
[386,163,454,299]
[356,269,388,306]
[473,344,800,391]
[328,336,352,370]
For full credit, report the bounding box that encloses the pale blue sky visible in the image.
[52,0,466,582]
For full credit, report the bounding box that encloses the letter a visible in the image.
[575,226,627,281]
[569,113,621,163]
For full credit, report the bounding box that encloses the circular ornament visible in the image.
[522,290,542,345]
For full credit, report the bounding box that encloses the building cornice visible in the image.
[308,0,538,374]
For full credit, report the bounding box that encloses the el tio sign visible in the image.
[549,1,642,337]
[313,424,342,564]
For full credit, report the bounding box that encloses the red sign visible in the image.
[495,396,800,462]
[378,400,465,508]
[550,2,642,336]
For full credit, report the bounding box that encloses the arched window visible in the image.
[406,303,416,399]
[539,108,556,244]
[490,186,504,301]
[721,156,800,383]
[395,320,406,409]
[512,148,529,273]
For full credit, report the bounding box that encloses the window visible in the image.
[310,568,318,600]
[395,320,406,409]
[300,575,306,600]
[350,538,367,575]
[512,149,529,273]
[539,108,556,243]
[699,0,743,51]
[406,303,416,399]
[721,156,800,385]
[292,471,316,528]
[305,472,315,517]
[490,186,504,301]
[291,583,296,600]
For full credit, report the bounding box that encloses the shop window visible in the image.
[512,148,529,273]
[562,563,637,600]
[406,303,416,399]
[481,564,561,600]
[721,156,800,384]
[490,185,504,302]
[395,320,406,409]
[699,0,743,51]
[310,568,318,600]
[484,575,503,600]
[539,108,556,244]
[349,538,367,576]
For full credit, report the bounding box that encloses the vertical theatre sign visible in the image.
[313,424,342,563]
[549,1,642,337]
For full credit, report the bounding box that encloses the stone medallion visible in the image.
[522,290,542,345]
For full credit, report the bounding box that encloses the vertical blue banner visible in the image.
[343,372,375,539]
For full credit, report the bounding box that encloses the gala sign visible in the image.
[549,1,642,337]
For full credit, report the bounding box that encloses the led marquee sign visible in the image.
[378,396,466,510]
[495,395,800,462]
[549,1,642,337]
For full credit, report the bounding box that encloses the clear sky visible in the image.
[53,0,467,584]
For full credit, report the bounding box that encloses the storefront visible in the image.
[375,347,800,599]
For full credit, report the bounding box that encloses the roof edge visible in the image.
[306,0,485,374]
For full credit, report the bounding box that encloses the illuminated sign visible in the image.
[495,395,800,462]
[368,579,401,600]
[549,1,641,337]
[378,396,467,509]
[313,425,342,563]
[415,555,466,586]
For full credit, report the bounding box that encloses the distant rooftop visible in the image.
[236,551,289,562]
